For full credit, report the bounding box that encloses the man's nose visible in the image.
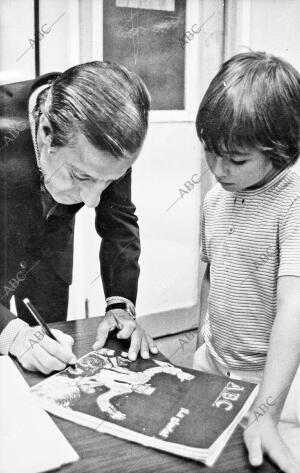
[80,183,104,208]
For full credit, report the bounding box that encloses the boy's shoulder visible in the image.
[278,167,300,205]
[284,166,300,189]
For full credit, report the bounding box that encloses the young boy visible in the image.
[194,51,300,472]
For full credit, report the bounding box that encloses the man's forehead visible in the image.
[69,133,136,177]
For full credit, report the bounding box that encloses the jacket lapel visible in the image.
[0,74,84,285]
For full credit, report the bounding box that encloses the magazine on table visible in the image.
[30,338,258,467]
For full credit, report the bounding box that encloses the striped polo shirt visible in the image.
[201,165,300,371]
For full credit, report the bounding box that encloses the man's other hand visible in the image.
[9,326,76,374]
[93,309,158,361]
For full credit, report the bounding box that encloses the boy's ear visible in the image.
[38,114,53,146]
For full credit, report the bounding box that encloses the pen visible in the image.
[22,298,76,370]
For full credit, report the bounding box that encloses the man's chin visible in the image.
[48,191,82,205]
[59,197,83,205]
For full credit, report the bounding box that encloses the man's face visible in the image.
[204,147,276,192]
[39,133,137,207]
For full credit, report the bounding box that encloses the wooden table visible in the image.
[18,317,278,473]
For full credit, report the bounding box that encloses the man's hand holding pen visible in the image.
[10,299,158,374]
[9,325,77,374]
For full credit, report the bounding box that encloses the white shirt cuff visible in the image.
[0,319,29,355]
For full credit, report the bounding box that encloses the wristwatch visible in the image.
[105,297,136,320]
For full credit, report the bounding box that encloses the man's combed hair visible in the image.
[196,51,300,168]
[36,61,151,159]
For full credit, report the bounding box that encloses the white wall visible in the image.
[248,0,300,72]
[225,0,300,70]
[39,0,80,73]
[68,121,204,318]
[0,0,35,84]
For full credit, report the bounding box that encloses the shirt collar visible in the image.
[231,165,294,197]
[28,83,51,170]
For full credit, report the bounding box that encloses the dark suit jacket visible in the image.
[0,73,141,334]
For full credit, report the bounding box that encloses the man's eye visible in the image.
[232,160,246,166]
[71,171,89,181]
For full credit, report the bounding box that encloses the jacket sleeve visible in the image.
[95,167,141,305]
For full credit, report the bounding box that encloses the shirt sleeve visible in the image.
[200,199,210,263]
[278,196,300,277]
[0,318,28,355]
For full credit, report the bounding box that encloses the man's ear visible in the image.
[38,114,53,147]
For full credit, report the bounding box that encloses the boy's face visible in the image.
[204,147,276,192]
